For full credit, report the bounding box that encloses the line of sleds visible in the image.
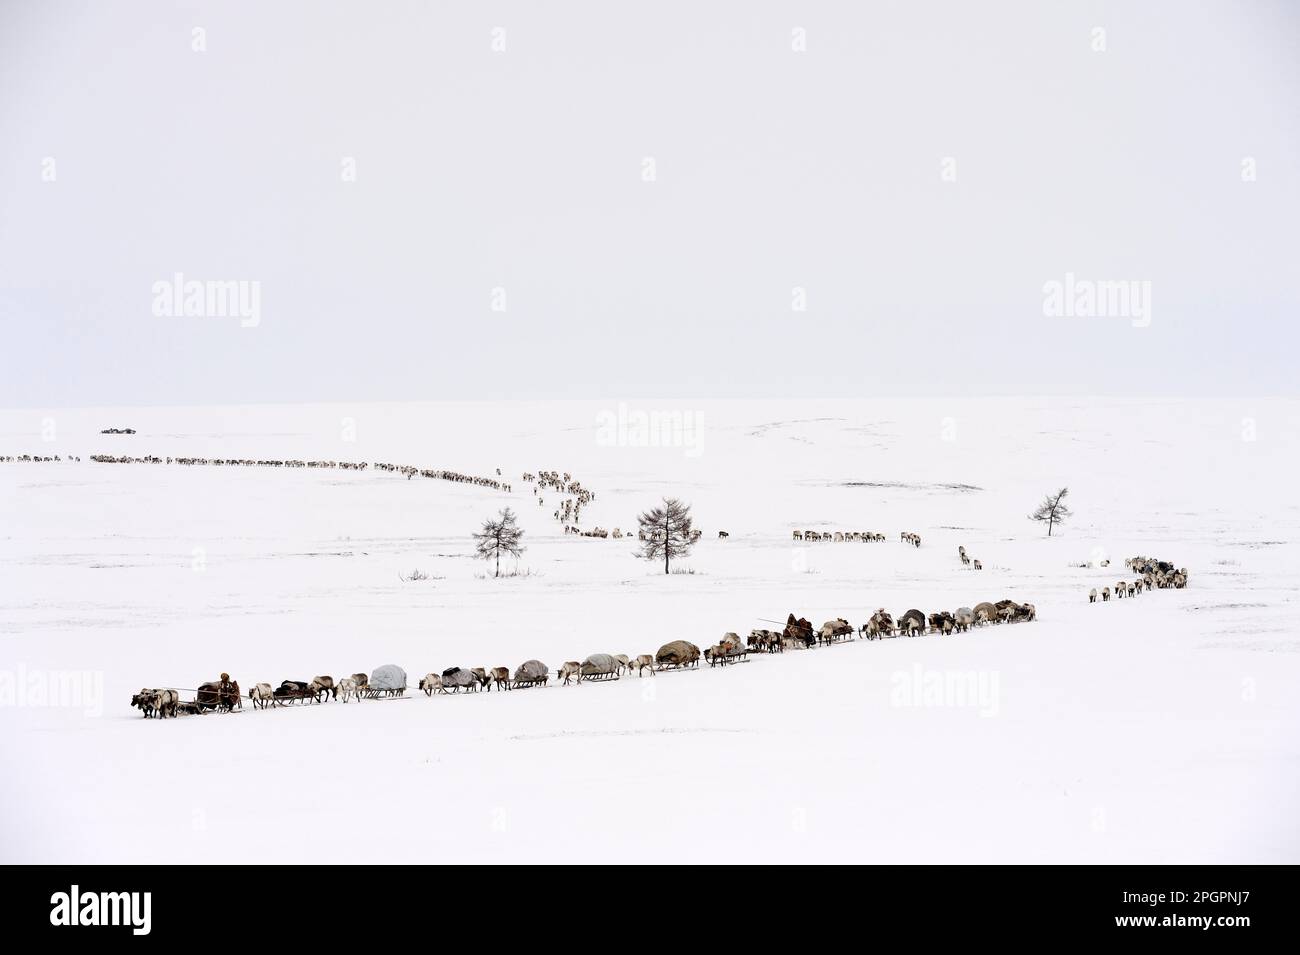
[744,615,855,654]
[132,625,843,719]
[132,605,1036,718]
[249,669,408,708]
[131,675,244,719]
[420,662,548,694]
[617,625,850,674]
[132,667,411,719]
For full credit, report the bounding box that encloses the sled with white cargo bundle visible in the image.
[362,664,408,699]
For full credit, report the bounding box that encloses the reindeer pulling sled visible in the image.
[816,618,855,646]
[704,633,749,667]
[361,664,408,699]
[579,653,621,682]
[194,676,243,712]
[512,660,549,689]
[131,674,242,719]
[272,680,314,705]
[654,640,702,672]
[747,629,785,654]
[782,615,817,649]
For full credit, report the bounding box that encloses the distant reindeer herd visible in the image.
[564,525,709,543]
[3,452,780,547]
[794,529,888,542]
[0,454,80,463]
[87,454,511,491]
[791,529,926,546]
[1089,556,1188,602]
[526,470,594,524]
[2,449,513,492]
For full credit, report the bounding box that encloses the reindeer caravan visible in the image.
[132,666,413,719]
[746,613,855,653]
[420,661,552,693]
[131,595,1041,718]
[859,599,1035,639]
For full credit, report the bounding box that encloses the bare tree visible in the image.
[637,497,695,574]
[1030,487,1072,537]
[473,507,525,577]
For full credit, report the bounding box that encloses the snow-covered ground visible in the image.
[1,398,1297,863]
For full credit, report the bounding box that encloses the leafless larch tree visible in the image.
[1030,487,1072,537]
[637,497,695,574]
[473,507,525,577]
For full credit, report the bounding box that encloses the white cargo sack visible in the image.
[369,664,407,691]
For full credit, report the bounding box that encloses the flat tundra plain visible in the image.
[1,398,1297,863]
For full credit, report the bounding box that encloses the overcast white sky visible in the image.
[1,0,1297,407]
